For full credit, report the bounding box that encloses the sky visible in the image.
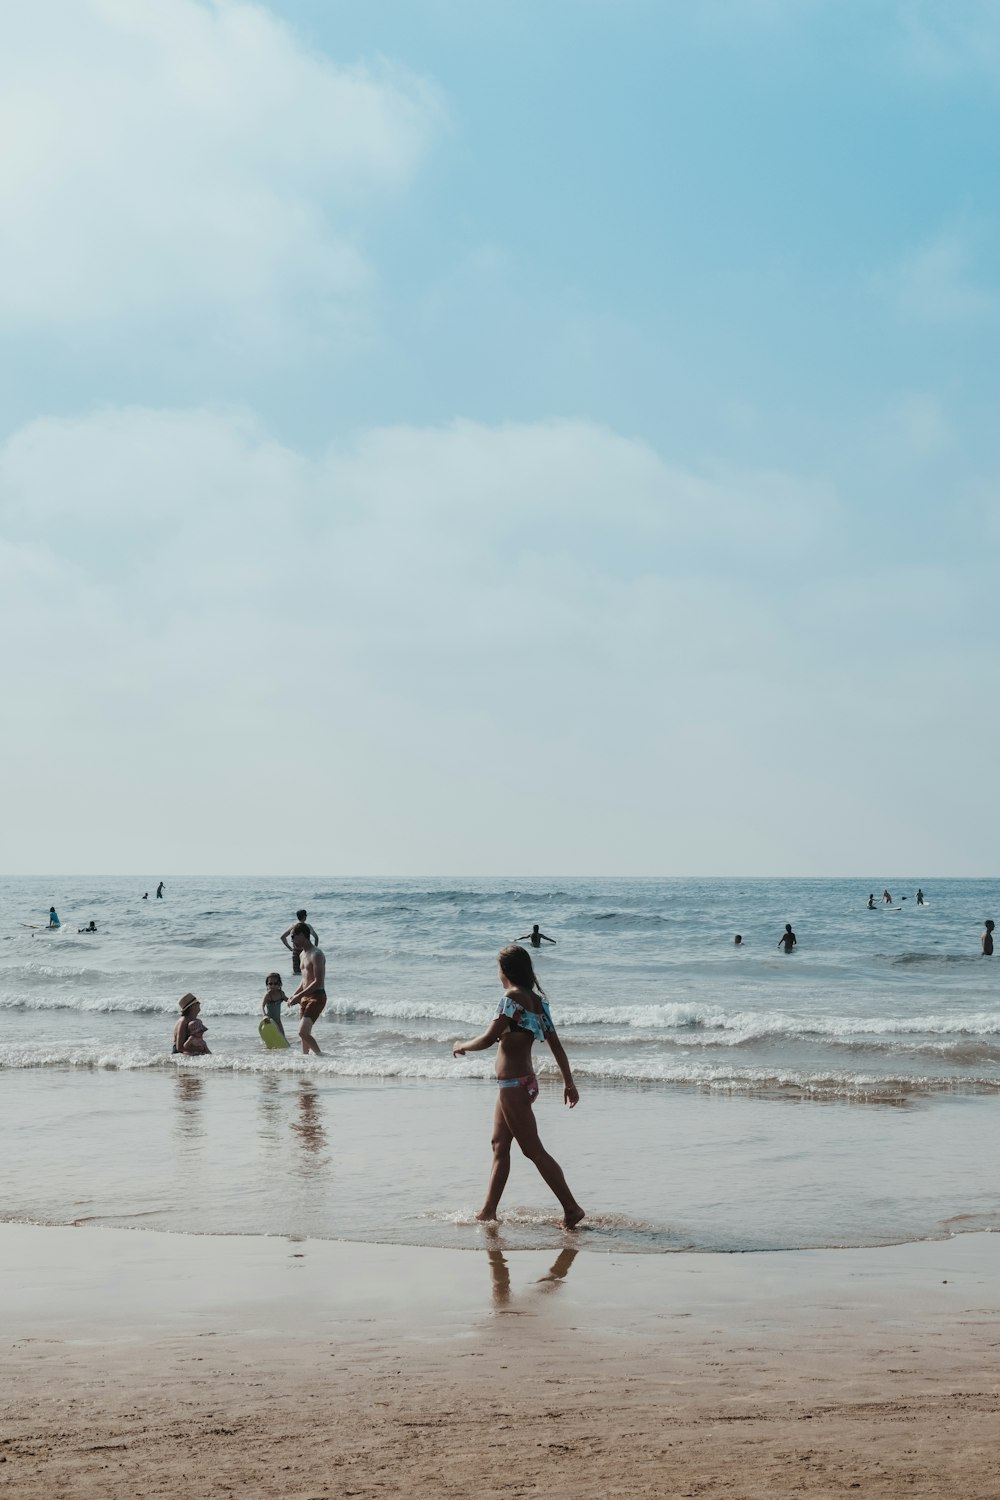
[2,0,998,876]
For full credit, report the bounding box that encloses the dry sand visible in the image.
[3,1223,1000,1498]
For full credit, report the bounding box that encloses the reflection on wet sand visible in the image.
[173,1070,205,1143]
[256,1073,283,1165]
[290,1079,329,1176]
[487,1244,578,1310]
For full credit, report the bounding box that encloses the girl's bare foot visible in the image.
[475,1208,499,1222]
[563,1206,586,1230]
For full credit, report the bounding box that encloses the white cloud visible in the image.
[3,404,995,875]
[881,232,998,325]
[0,0,441,336]
[898,2,1000,81]
[882,392,952,460]
[0,405,844,869]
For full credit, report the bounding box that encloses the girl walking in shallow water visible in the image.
[452,945,585,1229]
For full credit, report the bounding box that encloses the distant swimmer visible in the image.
[172,994,210,1055]
[78,921,97,933]
[734,934,743,946]
[281,908,319,975]
[48,907,60,928]
[882,889,892,905]
[778,923,797,953]
[287,925,326,1055]
[867,894,876,909]
[519,925,556,949]
[982,920,995,958]
[156,882,165,899]
[142,892,148,901]
[916,889,925,906]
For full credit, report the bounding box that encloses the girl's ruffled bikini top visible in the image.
[495,992,554,1043]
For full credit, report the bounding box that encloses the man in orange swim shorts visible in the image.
[287,923,327,1055]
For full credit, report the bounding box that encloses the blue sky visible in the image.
[1,0,997,874]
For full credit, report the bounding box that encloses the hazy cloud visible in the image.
[880,233,999,325]
[0,0,441,337]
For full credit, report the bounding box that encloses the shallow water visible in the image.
[2,875,999,1250]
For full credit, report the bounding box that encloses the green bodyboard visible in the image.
[258,1017,289,1050]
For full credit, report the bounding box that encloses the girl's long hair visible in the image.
[498,944,547,1003]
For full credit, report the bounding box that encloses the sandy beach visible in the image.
[4,1223,1000,1497]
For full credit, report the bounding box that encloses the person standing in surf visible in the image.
[982,920,995,957]
[280,908,319,976]
[519,924,556,949]
[287,925,327,1055]
[452,944,584,1230]
[778,923,797,953]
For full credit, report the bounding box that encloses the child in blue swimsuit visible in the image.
[452,944,584,1230]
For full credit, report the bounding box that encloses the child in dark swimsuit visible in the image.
[452,944,584,1230]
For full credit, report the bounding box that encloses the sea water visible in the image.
[2,875,999,1252]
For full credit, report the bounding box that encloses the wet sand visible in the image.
[3,1223,1000,1497]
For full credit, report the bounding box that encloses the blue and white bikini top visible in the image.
[495,992,554,1043]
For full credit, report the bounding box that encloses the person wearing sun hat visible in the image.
[172,993,210,1055]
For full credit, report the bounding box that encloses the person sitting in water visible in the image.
[982,920,995,958]
[78,921,97,933]
[281,909,320,976]
[778,923,797,953]
[867,894,876,909]
[519,924,556,949]
[48,907,60,928]
[173,994,210,1055]
[261,972,288,1038]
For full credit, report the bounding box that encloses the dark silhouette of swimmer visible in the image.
[142,892,148,900]
[867,894,875,909]
[778,924,797,953]
[78,921,97,933]
[882,889,892,905]
[156,881,165,899]
[281,908,319,976]
[916,889,925,906]
[734,934,743,946]
[519,924,555,949]
[982,920,995,957]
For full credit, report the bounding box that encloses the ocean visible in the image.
[3,875,999,1253]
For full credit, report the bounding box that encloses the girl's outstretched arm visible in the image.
[453,1017,507,1056]
[546,1031,580,1107]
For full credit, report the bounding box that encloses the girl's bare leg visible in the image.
[476,1094,513,1221]
[500,1091,585,1229]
